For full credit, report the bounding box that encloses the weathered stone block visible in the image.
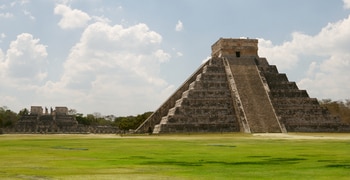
[136,38,350,134]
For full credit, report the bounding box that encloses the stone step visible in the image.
[229,58,282,133]
[152,58,239,133]
[159,116,169,124]
[270,90,309,98]
[196,74,202,81]
[268,82,298,89]
[175,99,184,107]
[152,124,161,133]
[271,98,319,106]
[168,107,177,116]
[181,90,190,98]
[189,81,196,90]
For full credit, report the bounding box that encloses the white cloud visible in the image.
[6,0,29,7]
[258,15,350,100]
[39,22,172,115]
[0,4,6,9]
[344,0,350,9]
[175,20,183,31]
[154,49,171,63]
[54,4,91,29]
[0,33,5,42]
[176,52,183,57]
[0,12,13,18]
[0,33,48,82]
[56,0,73,5]
[0,95,20,109]
[23,10,35,20]
[92,15,111,24]
[0,49,4,62]
[258,38,299,70]
[171,48,183,57]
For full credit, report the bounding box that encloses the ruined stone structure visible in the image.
[12,106,119,134]
[136,38,350,134]
[15,106,78,133]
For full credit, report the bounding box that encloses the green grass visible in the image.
[0,133,349,179]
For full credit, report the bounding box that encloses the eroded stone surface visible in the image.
[136,38,350,134]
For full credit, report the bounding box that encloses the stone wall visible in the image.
[152,58,239,133]
[13,106,119,134]
[256,57,347,132]
[135,60,211,133]
[136,38,350,134]
[211,38,258,57]
[227,56,282,133]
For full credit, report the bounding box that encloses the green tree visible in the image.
[319,99,350,123]
[0,106,18,128]
[86,114,96,125]
[18,108,29,117]
[114,111,153,133]
[68,109,77,115]
[76,113,90,125]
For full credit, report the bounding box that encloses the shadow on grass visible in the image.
[207,144,236,148]
[51,146,88,151]
[325,164,350,168]
[141,157,307,167]
[318,160,350,169]
[247,155,271,158]
[15,174,52,180]
[129,156,154,160]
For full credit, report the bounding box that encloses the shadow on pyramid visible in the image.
[136,38,350,134]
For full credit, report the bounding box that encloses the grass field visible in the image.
[0,133,350,179]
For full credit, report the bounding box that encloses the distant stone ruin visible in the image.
[136,38,350,134]
[15,106,78,133]
[14,106,118,134]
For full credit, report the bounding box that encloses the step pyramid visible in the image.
[136,38,350,134]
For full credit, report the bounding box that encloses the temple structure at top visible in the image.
[136,38,350,134]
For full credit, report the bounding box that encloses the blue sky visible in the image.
[1,0,350,116]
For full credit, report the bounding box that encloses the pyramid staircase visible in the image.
[257,58,345,132]
[153,57,239,133]
[135,38,349,134]
[226,57,283,133]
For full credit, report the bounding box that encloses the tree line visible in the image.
[319,99,350,123]
[1,99,350,131]
[0,106,152,132]
[75,111,153,132]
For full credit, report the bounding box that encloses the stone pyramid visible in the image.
[136,38,349,134]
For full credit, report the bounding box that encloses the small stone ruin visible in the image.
[14,106,117,134]
[15,106,78,133]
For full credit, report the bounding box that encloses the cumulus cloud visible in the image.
[0,12,13,18]
[92,15,111,24]
[0,49,3,62]
[175,20,183,31]
[176,52,183,57]
[258,15,350,100]
[0,33,48,82]
[54,4,91,29]
[258,38,299,70]
[23,10,35,20]
[0,33,5,43]
[344,0,350,9]
[39,22,172,115]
